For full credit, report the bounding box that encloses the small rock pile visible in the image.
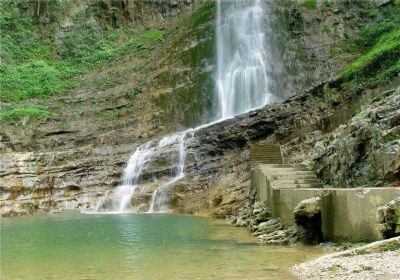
[229,201,305,245]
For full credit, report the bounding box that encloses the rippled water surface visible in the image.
[1,212,322,279]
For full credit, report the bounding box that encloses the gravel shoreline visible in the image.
[292,237,400,280]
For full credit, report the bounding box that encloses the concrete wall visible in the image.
[254,165,400,241]
[321,188,400,241]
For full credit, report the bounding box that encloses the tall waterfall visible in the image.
[93,0,275,214]
[215,0,274,121]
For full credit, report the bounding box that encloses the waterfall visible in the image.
[95,130,192,213]
[215,0,274,121]
[95,141,157,213]
[148,131,189,212]
[93,0,275,214]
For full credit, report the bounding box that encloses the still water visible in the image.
[1,212,322,279]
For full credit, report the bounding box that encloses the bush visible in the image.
[0,60,70,102]
[0,104,54,122]
[303,0,317,10]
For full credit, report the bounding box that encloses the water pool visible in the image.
[1,211,322,279]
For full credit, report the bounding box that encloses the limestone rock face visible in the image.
[0,81,392,217]
[376,197,400,238]
[312,89,400,187]
[0,145,133,216]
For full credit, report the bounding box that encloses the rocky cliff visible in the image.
[313,89,400,188]
[1,0,399,217]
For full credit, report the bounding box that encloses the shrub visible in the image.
[303,0,317,10]
[0,104,54,122]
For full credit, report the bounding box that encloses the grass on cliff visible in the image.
[0,1,166,106]
[0,28,165,103]
[302,0,317,10]
[338,27,400,91]
[333,1,400,93]
[0,104,53,122]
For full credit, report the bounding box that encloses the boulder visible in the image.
[294,196,321,219]
[294,196,323,244]
[376,197,400,238]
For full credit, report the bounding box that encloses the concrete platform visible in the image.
[253,164,400,241]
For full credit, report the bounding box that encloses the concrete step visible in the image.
[270,182,322,189]
[269,178,321,185]
[261,167,310,172]
[252,161,284,165]
[251,161,284,164]
[268,174,318,180]
[260,164,309,169]
[263,171,316,176]
[250,144,283,165]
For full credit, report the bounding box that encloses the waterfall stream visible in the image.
[215,0,274,120]
[94,0,276,214]
[148,131,189,212]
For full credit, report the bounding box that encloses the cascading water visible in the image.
[148,131,189,213]
[215,0,275,121]
[95,141,156,213]
[94,0,276,214]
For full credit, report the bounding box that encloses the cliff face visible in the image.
[313,89,400,188]
[1,0,399,216]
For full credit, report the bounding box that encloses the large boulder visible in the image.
[376,197,400,238]
[294,196,323,244]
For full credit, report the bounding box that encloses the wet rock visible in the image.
[254,218,283,236]
[258,225,303,245]
[227,215,237,225]
[235,217,248,227]
[252,201,272,222]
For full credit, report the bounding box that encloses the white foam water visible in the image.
[148,131,189,213]
[93,0,276,214]
[214,0,274,121]
[94,141,156,213]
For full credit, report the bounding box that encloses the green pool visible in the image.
[1,211,322,279]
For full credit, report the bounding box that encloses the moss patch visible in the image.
[0,104,54,122]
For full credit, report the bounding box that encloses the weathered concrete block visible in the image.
[253,164,400,241]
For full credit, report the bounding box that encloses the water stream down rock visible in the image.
[97,0,278,213]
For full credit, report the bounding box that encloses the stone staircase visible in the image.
[253,163,323,216]
[261,164,322,190]
[250,144,322,203]
[250,144,283,166]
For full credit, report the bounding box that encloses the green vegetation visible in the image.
[0,0,166,120]
[327,4,400,97]
[345,20,399,53]
[339,27,400,91]
[356,108,371,122]
[302,0,317,10]
[0,60,73,102]
[0,104,54,122]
